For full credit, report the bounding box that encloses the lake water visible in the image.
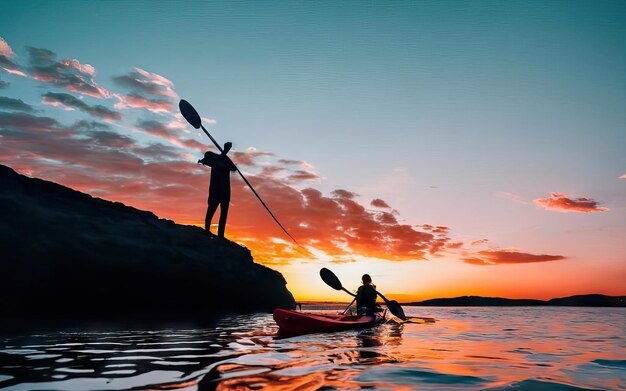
[0,306,624,390]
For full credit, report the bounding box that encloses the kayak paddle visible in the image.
[319,268,407,320]
[375,291,407,321]
[179,99,305,251]
[320,267,356,297]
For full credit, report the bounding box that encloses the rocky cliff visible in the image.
[0,164,295,325]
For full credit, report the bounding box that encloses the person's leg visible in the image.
[217,199,230,237]
[205,198,219,233]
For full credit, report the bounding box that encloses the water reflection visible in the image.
[0,307,624,390]
[355,322,403,365]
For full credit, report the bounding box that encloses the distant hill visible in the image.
[405,294,625,307]
[0,164,296,326]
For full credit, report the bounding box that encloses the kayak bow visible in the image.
[273,308,386,335]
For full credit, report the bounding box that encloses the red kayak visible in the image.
[273,308,386,335]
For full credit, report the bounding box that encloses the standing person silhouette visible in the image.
[198,142,237,237]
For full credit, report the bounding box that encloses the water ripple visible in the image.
[0,307,623,390]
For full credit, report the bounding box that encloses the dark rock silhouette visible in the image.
[0,164,295,326]
[405,294,625,307]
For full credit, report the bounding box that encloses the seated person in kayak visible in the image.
[356,274,382,315]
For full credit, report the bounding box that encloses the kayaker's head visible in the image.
[361,274,372,285]
[223,141,232,154]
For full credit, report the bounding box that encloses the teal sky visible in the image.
[1,1,625,299]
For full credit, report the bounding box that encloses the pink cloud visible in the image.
[462,249,566,265]
[66,83,110,99]
[113,68,178,98]
[3,68,27,77]
[534,192,609,213]
[0,37,13,58]
[134,68,177,97]
[620,174,626,179]
[60,59,96,77]
[0,113,142,174]
[114,93,172,113]
[260,166,287,177]
[27,47,111,99]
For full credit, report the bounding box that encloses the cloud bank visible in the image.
[0,36,568,267]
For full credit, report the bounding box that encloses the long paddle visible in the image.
[319,268,407,320]
[179,99,304,250]
[319,267,356,297]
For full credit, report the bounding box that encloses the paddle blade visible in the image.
[179,99,202,129]
[320,268,343,291]
[386,300,407,321]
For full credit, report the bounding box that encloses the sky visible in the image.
[1,1,625,301]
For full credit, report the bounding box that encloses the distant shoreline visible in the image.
[298,294,626,307]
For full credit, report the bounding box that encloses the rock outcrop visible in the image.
[0,164,295,324]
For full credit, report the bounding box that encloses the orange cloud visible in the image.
[534,192,609,213]
[212,179,443,264]
[462,250,565,265]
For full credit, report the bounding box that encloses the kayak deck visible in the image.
[273,308,386,336]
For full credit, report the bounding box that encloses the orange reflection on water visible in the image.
[206,308,625,391]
